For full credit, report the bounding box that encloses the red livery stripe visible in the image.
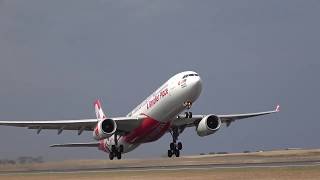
[124,115,171,144]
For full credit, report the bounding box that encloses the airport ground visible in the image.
[0,148,320,179]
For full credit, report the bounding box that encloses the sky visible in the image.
[0,0,319,161]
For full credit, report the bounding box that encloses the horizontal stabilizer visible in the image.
[50,142,99,147]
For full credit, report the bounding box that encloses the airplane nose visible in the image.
[194,76,202,92]
[190,76,202,94]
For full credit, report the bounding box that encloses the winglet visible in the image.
[94,99,106,121]
[275,105,280,112]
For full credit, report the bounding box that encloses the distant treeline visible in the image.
[0,156,44,165]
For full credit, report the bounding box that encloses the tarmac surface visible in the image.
[1,149,320,176]
[0,160,319,176]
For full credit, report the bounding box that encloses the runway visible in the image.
[0,160,319,176]
[1,149,320,179]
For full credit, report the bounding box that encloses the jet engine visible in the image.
[196,115,221,137]
[93,119,117,140]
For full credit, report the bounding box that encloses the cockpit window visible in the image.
[183,73,198,79]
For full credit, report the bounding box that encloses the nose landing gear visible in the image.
[183,101,193,118]
[184,112,192,119]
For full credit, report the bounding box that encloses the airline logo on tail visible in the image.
[94,99,106,121]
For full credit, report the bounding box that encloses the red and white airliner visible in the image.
[0,71,279,160]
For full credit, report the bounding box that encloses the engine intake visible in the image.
[93,119,117,140]
[196,115,221,137]
[101,119,116,134]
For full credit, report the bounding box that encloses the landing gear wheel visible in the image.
[109,153,114,160]
[185,112,189,118]
[184,112,192,118]
[111,145,116,152]
[116,151,122,160]
[170,143,175,150]
[119,145,124,153]
[110,133,123,160]
[175,150,180,157]
[168,128,184,158]
[177,142,182,150]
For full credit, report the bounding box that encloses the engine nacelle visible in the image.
[93,119,117,140]
[196,115,221,137]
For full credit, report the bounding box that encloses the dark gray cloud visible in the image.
[0,0,319,160]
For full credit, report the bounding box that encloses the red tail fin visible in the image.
[94,99,106,121]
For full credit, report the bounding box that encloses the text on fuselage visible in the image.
[147,88,168,109]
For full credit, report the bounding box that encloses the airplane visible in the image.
[0,71,280,160]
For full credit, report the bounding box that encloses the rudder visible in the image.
[94,99,106,121]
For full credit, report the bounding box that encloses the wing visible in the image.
[218,105,280,126]
[50,142,99,147]
[0,119,97,135]
[0,116,142,135]
[172,105,280,128]
[0,99,143,135]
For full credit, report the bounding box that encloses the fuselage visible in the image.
[101,71,202,154]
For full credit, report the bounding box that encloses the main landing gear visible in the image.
[168,127,183,158]
[167,100,193,158]
[109,144,124,160]
[109,134,124,160]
